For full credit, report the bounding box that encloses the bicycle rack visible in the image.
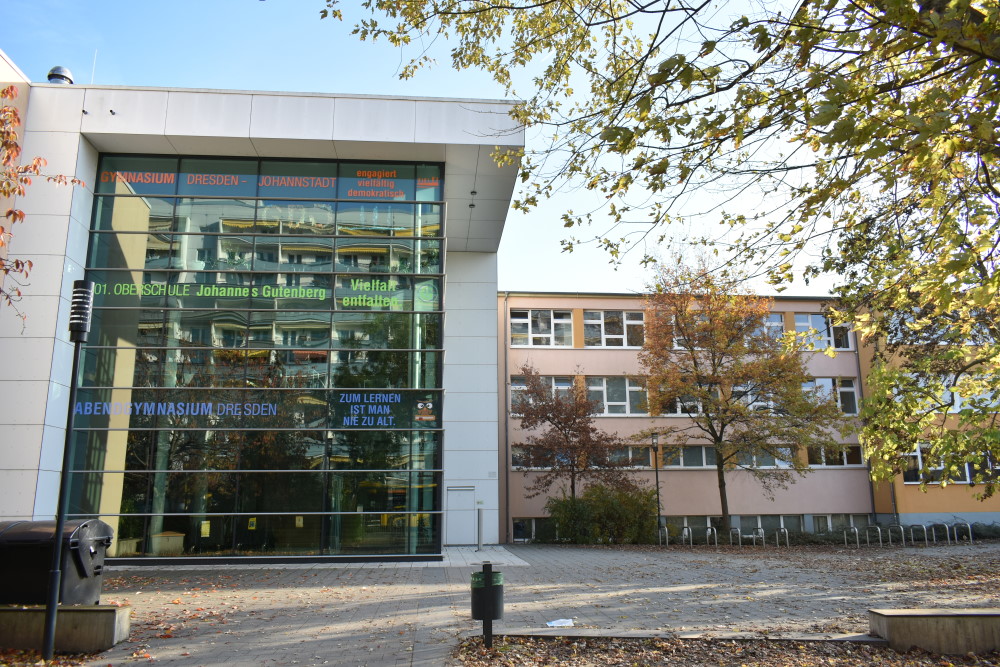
[775,527,789,548]
[865,525,883,547]
[729,527,742,547]
[930,523,951,545]
[886,524,905,547]
[706,526,718,547]
[952,522,974,544]
[909,524,929,547]
[681,526,694,546]
[752,527,766,547]
[843,525,859,548]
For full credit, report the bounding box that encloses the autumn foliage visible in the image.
[511,364,630,499]
[640,263,851,530]
[1,84,82,317]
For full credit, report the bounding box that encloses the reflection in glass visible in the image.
[335,238,441,274]
[337,202,416,236]
[97,511,439,557]
[81,156,446,558]
[332,312,441,350]
[178,158,258,198]
[256,200,336,234]
[175,198,257,235]
[96,156,179,197]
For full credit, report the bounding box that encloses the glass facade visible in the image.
[69,156,445,558]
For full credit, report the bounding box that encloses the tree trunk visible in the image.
[715,458,730,533]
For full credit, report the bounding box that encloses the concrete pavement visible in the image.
[82,542,1000,666]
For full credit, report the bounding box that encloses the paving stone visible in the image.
[84,543,1000,666]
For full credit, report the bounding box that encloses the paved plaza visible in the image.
[84,542,1000,666]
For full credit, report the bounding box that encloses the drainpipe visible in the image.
[853,330,881,524]
[502,292,511,543]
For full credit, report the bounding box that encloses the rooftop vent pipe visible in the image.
[47,66,74,84]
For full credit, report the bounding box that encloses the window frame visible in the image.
[510,309,573,347]
[610,445,652,468]
[807,444,865,467]
[586,376,647,416]
[802,377,859,415]
[756,312,785,341]
[509,375,573,416]
[664,445,717,468]
[583,310,644,348]
[901,444,998,484]
[794,313,853,351]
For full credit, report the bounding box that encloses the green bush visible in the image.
[543,482,658,544]
[545,494,594,543]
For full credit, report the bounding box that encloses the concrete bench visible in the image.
[0,605,131,653]
[869,608,1000,655]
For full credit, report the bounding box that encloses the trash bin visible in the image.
[0,519,114,605]
[470,570,504,620]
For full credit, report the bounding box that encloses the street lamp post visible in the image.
[651,433,662,539]
[42,280,94,660]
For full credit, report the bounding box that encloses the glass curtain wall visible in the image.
[68,156,444,558]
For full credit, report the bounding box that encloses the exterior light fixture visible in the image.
[43,280,94,659]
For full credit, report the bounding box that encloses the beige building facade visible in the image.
[498,291,1000,543]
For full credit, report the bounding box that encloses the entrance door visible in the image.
[445,487,476,545]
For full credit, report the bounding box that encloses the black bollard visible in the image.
[483,562,494,648]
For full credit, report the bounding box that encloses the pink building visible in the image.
[498,291,874,543]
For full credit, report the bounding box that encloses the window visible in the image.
[661,394,702,416]
[755,313,785,341]
[802,378,859,414]
[510,375,572,414]
[610,446,652,467]
[808,445,864,466]
[736,448,794,468]
[945,387,1000,413]
[511,446,537,468]
[583,310,643,347]
[814,514,870,533]
[510,309,573,346]
[663,445,717,467]
[740,515,802,535]
[901,444,999,483]
[586,377,647,415]
[733,384,772,412]
[794,313,852,350]
[672,314,707,350]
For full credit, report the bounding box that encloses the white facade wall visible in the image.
[442,252,500,544]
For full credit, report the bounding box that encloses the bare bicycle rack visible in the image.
[865,525,884,547]
[909,524,929,547]
[681,526,694,546]
[843,525,860,548]
[752,527,766,547]
[729,527,742,547]
[775,527,789,548]
[706,526,718,547]
[886,524,905,547]
[930,523,952,545]
[952,522,974,544]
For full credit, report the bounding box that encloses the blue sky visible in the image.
[5,1,830,295]
[4,0,661,294]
